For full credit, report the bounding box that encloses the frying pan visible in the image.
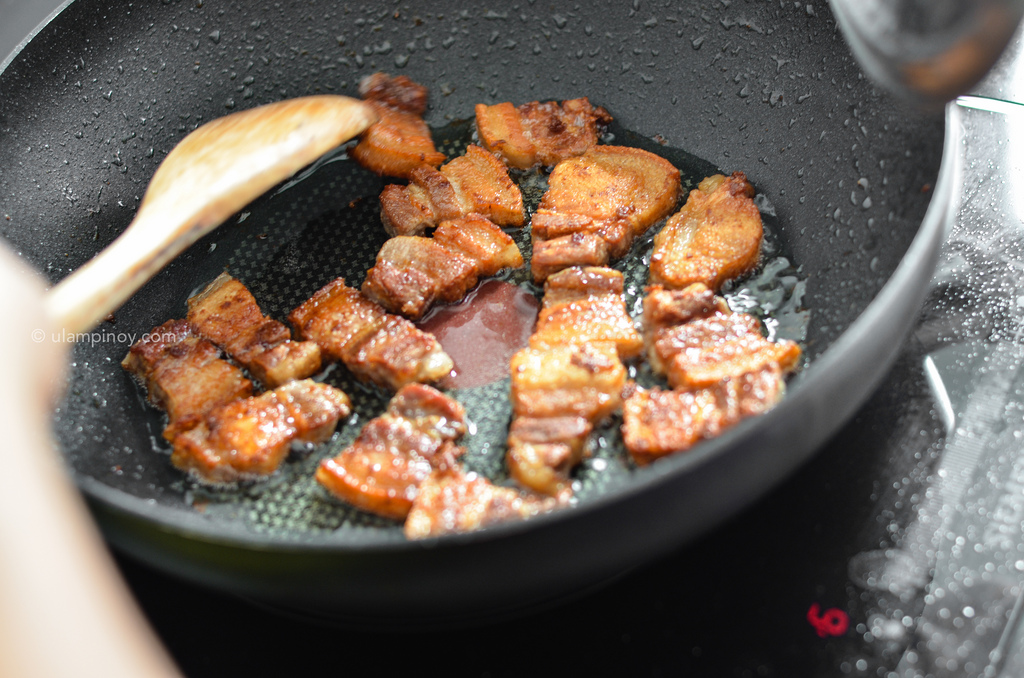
[0,0,953,622]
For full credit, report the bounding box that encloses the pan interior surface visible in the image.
[56,119,809,544]
[0,0,945,608]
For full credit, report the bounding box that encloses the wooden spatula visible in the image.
[45,94,376,334]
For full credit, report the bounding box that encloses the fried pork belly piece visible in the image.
[362,214,524,319]
[350,73,445,179]
[122,319,253,440]
[509,265,637,495]
[530,266,643,360]
[316,384,467,520]
[506,416,592,497]
[510,343,626,422]
[530,145,680,280]
[530,232,611,283]
[644,283,800,389]
[622,367,784,465]
[186,273,321,388]
[651,308,801,390]
[474,97,612,170]
[380,145,525,236]
[171,380,350,484]
[508,342,625,496]
[650,172,763,291]
[643,283,731,332]
[289,278,454,390]
[404,466,565,539]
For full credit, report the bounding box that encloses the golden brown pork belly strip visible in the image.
[121,319,253,441]
[404,465,565,539]
[380,145,525,237]
[506,416,592,498]
[350,73,445,179]
[171,380,350,484]
[315,384,467,520]
[474,97,612,170]
[530,145,680,281]
[510,343,627,422]
[644,283,801,389]
[186,273,321,388]
[288,278,454,391]
[650,172,763,291]
[529,266,643,360]
[622,367,784,466]
[507,342,624,496]
[507,266,639,496]
[362,214,525,320]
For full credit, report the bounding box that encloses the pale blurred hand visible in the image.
[0,246,180,678]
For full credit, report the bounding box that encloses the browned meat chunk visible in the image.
[650,172,763,291]
[362,214,524,319]
[171,380,350,484]
[643,282,800,388]
[121,319,253,441]
[350,73,445,178]
[622,367,784,465]
[643,283,730,334]
[289,278,453,390]
[474,98,612,170]
[316,384,467,520]
[530,266,643,360]
[506,416,592,497]
[506,265,639,495]
[404,465,565,539]
[510,343,626,422]
[530,233,611,282]
[651,309,801,389]
[380,145,525,236]
[186,273,321,388]
[530,145,680,280]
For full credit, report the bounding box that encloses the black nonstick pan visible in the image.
[0,0,953,622]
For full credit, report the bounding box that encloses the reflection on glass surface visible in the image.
[845,98,1024,677]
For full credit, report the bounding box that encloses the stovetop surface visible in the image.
[5,3,1024,676]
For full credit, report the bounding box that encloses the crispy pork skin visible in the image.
[122,319,253,440]
[315,384,467,520]
[186,273,321,388]
[474,97,612,170]
[171,380,350,484]
[362,214,524,319]
[404,465,564,539]
[650,172,763,291]
[289,278,454,390]
[622,367,784,465]
[379,145,524,237]
[350,73,445,178]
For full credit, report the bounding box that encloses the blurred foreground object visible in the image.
[0,246,181,678]
[829,0,1024,106]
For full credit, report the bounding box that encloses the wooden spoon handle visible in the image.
[45,95,376,334]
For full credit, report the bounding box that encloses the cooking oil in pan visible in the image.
[150,119,811,536]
